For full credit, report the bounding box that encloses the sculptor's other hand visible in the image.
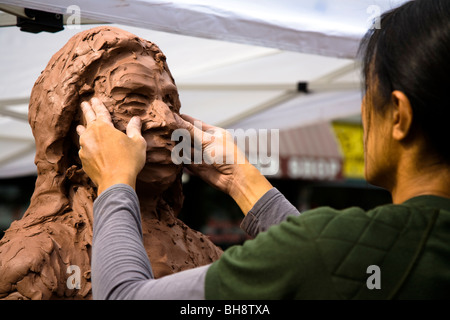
[76,98,147,195]
[174,114,272,215]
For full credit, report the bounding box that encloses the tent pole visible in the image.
[311,61,360,84]
[0,142,35,166]
[216,91,299,128]
[0,98,29,121]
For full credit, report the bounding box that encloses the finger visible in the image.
[175,113,213,137]
[174,113,195,135]
[174,113,208,145]
[78,146,84,159]
[81,101,97,124]
[78,132,86,149]
[180,114,217,132]
[142,120,163,131]
[126,116,143,139]
[90,97,113,126]
[76,125,86,136]
[179,113,196,124]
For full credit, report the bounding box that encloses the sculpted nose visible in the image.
[143,100,176,132]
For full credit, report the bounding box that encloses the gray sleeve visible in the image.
[240,187,301,237]
[92,184,299,300]
[92,184,208,300]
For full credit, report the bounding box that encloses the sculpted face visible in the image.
[91,53,182,189]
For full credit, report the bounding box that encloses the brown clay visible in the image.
[0,26,222,300]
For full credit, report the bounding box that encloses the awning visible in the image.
[237,122,343,181]
[0,0,409,59]
[279,123,343,180]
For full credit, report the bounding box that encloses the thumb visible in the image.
[179,113,217,132]
[126,116,143,139]
[174,113,212,146]
[174,113,194,133]
[76,124,86,136]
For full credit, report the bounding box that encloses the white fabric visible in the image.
[230,90,363,130]
[0,0,409,58]
[0,0,408,178]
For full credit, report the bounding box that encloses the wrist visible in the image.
[97,174,137,196]
[229,163,273,215]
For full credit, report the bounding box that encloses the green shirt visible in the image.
[205,194,450,299]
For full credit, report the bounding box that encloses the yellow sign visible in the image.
[332,122,365,179]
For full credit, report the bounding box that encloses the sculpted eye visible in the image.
[111,88,128,101]
[163,94,173,106]
[115,93,151,116]
[125,93,151,105]
[163,93,180,113]
[111,86,153,103]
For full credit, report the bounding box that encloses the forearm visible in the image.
[92,184,152,299]
[92,184,208,300]
[226,162,300,237]
[241,187,301,237]
[229,163,273,215]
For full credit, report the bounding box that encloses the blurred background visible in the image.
[0,0,403,248]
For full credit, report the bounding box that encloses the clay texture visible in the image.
[0,26,222,300]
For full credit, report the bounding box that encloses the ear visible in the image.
[391,90,413,141]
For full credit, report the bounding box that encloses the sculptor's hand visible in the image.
[76,98,147,195]
[175,114,272,215]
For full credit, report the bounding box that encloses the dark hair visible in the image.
[358,0,450,163]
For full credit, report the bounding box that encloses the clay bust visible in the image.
[0,26,222,300]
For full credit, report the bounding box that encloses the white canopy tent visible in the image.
[0,0,408,179]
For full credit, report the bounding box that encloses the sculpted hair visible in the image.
[358,0,450,163]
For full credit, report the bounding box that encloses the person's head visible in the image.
[26,26,184,221]
[358,0,450,191]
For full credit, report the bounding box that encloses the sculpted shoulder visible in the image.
[0,211,92,300]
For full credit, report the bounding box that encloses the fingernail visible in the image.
[91,97,100,104]
[131,116,141,125]
[174,113,186,126]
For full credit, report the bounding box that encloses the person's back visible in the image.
[395,196,450,299]
[204,194,450,299]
